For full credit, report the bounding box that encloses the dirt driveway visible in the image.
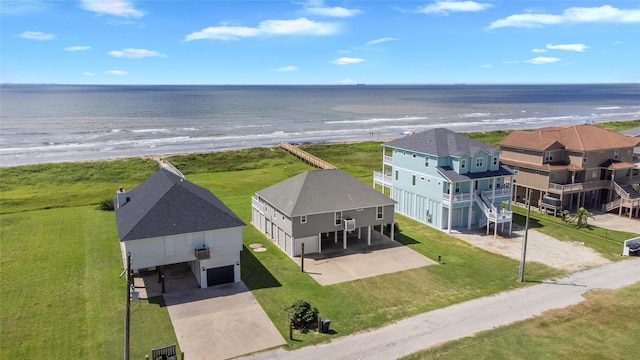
[451,225,609,271]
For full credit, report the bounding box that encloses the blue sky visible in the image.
[2,0,639,84]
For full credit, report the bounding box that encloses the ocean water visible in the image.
[1,84,639,166]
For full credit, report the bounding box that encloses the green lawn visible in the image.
[402,282,640,360]
[0,206,178,359]
[2,120,638,357]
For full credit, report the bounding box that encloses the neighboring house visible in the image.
[620,126,640,163]
[251,169,395,257]
[113,168,245,288]
[498,124,640,218]
[373,128,514,236]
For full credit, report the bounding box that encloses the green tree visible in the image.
[571,207,594,228]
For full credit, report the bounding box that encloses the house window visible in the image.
[300,215,307,224]
[614,149,619,160]
[412,175,416,186]
[476,158,484,167]
[461,159,466,169]
[583,153,588,163]
[425,157,429,167]
[493,157,498,166]
[376,206,383,220]
[455,183,460,193]
[395,170,398,180]
[334,211,342,226]
[545,151,554,162]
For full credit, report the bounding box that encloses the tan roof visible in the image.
[498,124,640,152]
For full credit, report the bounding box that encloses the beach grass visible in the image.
[401,282,640,360]
[1,120,638,357]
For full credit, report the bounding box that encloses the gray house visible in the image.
[251,169,396,257]
[114,168,246,288]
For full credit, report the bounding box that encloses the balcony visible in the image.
[251,196,267,215]
[383,155,392,165]
[373,171,392,187]
[482,188,512,201]
[442,192,474,204]
[547,180,610,194]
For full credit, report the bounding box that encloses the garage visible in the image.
[207,265,235,287]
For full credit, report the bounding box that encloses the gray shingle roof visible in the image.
[384,128,498,157]
[114,169,245,242]
[256,169,395,216]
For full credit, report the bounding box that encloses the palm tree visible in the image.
[571,207,594,228]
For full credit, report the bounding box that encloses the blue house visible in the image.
[373,128,514,236]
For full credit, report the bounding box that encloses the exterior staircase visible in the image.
[603,181,640,216]
[474,191,512,236]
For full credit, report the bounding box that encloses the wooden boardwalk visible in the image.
[278,142,337,169]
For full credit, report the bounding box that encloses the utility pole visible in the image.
[125,252,131,360]
[518,189,531,282]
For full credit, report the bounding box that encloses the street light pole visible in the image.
[125,252,131,360]
[519,189,531,282]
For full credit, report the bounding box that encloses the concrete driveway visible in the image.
[139,265,285,360]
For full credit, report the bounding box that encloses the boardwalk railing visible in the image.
[278,142,337,169]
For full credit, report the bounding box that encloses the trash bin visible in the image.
[321,319,331,333]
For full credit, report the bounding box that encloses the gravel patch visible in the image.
[451,225,609,272]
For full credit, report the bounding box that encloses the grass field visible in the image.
[402,282,640,360]
[1,120,639,358]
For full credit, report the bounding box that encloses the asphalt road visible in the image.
[240,258,640,360]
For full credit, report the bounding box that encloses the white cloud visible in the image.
[331,57,365,65]
[82,72,96,76]
[17,31,54,40]
[419,1,493,15]
[106,70,128,75]
[480,64,492,68]
[546,43,588,52]
[503,60,519,64]
[303,0,361,17]
[80,0,144,18]
[366,37,397,46]
[1,0,51,15]
[526,56,561,64]
[274,66,299,72]
[64,46,91,52]
[185,17,338,41]
[108,48,166,58]
[489,5,640,29]
[339,78,357,84]
[532,48,547,53]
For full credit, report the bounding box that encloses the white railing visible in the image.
[442,192,474,203]
[482,188,511,200]
[383,155,392,164]
[373,171,393,185]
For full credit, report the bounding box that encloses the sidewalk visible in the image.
[240,258,640,360]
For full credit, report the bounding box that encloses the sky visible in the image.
[1,0,639,85]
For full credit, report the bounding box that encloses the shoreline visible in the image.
[1,120,638,169]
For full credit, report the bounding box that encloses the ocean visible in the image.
[1,84,639,167]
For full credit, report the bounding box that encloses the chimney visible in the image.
[116,187,129,208]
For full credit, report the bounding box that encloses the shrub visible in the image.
[98,199,114,211]
[284,299,319,330]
